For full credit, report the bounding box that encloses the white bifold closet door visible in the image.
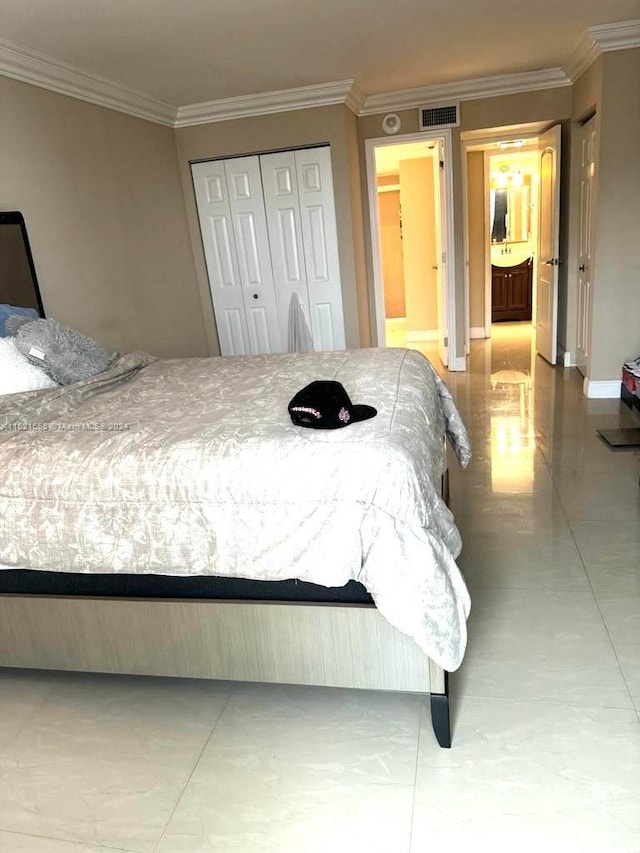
[191,156,281,356]
[192,146,346,356]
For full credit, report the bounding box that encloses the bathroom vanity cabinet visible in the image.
[491,257,532,322]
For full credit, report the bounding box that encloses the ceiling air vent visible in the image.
[418,102,460,130]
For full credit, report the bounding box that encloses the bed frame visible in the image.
[0,594,451,747]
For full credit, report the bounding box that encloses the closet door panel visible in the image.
[295,147,346,350]
[191,160,250,356]
[261,151,313,347]
[224,157,283,354]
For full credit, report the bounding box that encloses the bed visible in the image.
[0,339,471,748]
[0,212,471,747]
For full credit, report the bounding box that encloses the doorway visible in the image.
[365,130,458,369]
[466,137,540,339]
[463,125,562,365]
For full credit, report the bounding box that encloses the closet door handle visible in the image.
[579,265,585,272]
[253,293,259,299]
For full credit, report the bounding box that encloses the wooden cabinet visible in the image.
[491,258,532,322]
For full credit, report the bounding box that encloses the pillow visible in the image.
[0,304,39,337]
[0,337,58,395]
[14,318,111,386]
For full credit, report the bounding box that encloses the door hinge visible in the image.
[442,252,446,265]
[444,336,449,347]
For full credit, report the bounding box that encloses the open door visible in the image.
[433,139,448,367]
[535,125,561,365]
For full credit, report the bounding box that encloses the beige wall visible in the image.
[588,49,640,380]
[175,104,368,355]
[399,157,438,332]
[0,76,206,358]
[467,151,486,329]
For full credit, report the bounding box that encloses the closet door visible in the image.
[224,157,283,353]
[191,160,250,355]
[260,150,314,349]
[294,147,346,350]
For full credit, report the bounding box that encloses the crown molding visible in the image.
[591,19,640,52]
[1,20,637,129]
[175,79,358,127]
[359,67,571,116]
[0,37,176,126]
[566,20,640,80]
[565,31,601,81]
[344,81,366,116]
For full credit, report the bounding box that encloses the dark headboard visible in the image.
[0,211,45,317]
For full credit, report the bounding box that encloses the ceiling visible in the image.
[0,0,638,108]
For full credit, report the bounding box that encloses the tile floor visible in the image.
[1,323,639,852]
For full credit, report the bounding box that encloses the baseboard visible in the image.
[448,355,467,372]
[557,343,574,367]
[470,327,486,339]
[583,378,622,399]
[406,329,439,342]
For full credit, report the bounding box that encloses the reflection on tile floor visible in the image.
[1,323,639,852]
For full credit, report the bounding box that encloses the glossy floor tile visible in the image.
[0,831,122,852]
[1,323,639,852]
[0,674,232,852]
[412,697,640,852]
[457,587,633,707]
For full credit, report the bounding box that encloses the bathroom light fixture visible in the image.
[497,139,525,149]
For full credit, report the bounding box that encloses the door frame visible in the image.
[365,129,462,369]
[460,131,541,350]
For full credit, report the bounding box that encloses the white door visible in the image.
[535,125,561,365]
[224,157,283,353]
[260,150,314,349]
[191,160,251,356]
[576,116,597,376]
[294,147,346,350]
[433,140,448,367]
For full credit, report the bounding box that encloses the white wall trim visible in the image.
[359,68,570,116]
[557,343,574,367]
[345,80,367,115]
[175,80,357,127]
[583,378,622,399]
[565,20,640,80]
[591,19,640,52]
[448,355,467,371]
[566,32,602,81]
[0,36,176,126]
[406,330,439,342]
[470,326,486,339]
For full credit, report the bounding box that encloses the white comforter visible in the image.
[0,347,471,670]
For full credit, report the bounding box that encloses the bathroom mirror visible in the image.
[0,211,45,316]
[490,178,532,244]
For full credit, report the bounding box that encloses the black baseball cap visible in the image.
[288,380,377,429]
